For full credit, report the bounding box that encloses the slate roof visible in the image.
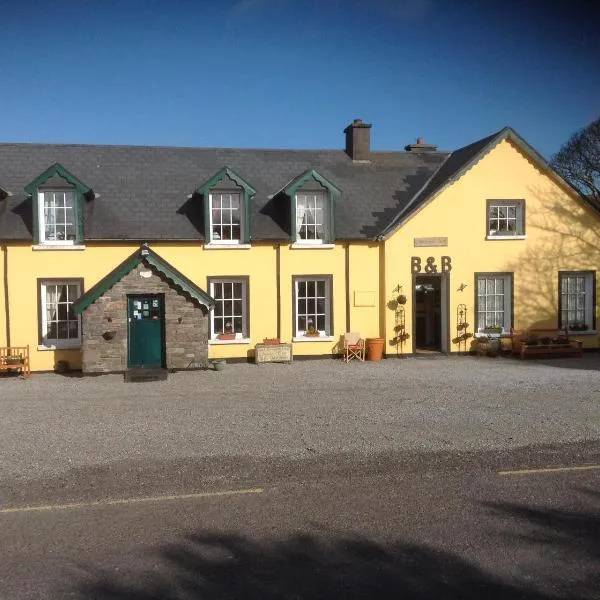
[0,141,448,241]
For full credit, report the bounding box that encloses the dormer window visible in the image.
[25,163,93,247]
[209,191,242,243]
[279,169,340,246]
[196,167,256,246]
[40,189,77,244]
[296,191,328,243]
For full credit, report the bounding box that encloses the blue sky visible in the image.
[1,0,598,157]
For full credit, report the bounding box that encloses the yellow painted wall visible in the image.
[5,240,382,370]
[0,245,6,347]
[347,243,382,339]
[279,245,346,356]
[384,138,600,353]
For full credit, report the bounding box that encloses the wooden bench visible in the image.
[0,346,30,377]
[509,328,583,359]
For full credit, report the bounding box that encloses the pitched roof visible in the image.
[378,127,593,239]
[0,141,447,241]
[72,245,215,314]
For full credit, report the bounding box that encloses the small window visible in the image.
[476,274,512,334]
[39,280,82,347]
[296,192,328,243]
[293,276,332,337]
[39,190,78,244]
[209,278,249,339]
[559,271,595,331]
[487,200,524,237]
[209,192,242,243]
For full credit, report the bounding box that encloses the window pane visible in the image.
[306,280,315,296]
[233,283,242,298]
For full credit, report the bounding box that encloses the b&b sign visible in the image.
[411,256,452,274]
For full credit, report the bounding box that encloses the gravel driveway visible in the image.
[1,356,600,482]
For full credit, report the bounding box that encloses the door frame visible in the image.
[411,272,450,354]
[126,293,166,368]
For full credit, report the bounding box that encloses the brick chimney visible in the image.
[344,119,372,161]
[405,137,438,152]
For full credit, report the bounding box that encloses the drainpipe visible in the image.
[2,244,9,347]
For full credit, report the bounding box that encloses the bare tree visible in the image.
[551,117,600,205]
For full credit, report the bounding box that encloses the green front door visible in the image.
[127,295,164,368]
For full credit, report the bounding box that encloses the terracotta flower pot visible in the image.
[366,338,385,361]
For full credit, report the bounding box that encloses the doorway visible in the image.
[127,294,165,368]
[413,274,449,353]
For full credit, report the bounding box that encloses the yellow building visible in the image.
[0,121,598,373]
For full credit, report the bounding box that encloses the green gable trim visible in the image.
[25,163,91,196]
[285,169,340,243]
[284,169,341,198]
[195,167,256,243]
[195,166,256,198]
[72,244,215,315]
[25,163,92,245]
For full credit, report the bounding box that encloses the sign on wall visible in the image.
[413,237,448,247]
[411,256,452,273]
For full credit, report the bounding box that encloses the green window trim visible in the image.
[284,169,339,243]
[195,167,256,244]
[25,163,93,245]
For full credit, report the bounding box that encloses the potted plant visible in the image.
[482,325,503,335]
[263,338,281,345]
[304,318,321,337]
[218,322,236,340]
[397,294,407,305]
[4,354,22,365]
[526,332,539,346]
[569,323,589,332]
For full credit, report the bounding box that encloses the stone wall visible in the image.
[82,262,208,373]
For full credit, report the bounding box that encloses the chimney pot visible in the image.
[405,137,438,152]
[344,118,372,161]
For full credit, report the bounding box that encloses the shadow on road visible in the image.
[74,524,596,600]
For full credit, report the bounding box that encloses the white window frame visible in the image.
[39,280,82,348]
[39,189,78,245]
[476,274,512,335]
[293,276,332,337]
[295,192,328,245]
[487,200,525,238]
[209,191,242,245]
[209,278,249,340]
[559,271,595,331]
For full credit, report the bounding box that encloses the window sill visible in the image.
[485,235,526,241]
[204,244,251,250]
[293,336,335,342]
[33,244,86,251]
[290,243,335,249]
[209,338,251,345]
[567,330,597,336]
[37,344,82,351]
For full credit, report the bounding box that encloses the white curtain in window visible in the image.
[296,200,307,238]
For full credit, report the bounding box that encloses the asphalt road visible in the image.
[1,440,599,599]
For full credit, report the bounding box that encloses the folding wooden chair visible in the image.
[343,332,365,362]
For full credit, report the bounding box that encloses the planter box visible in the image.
[255,343,293,364]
